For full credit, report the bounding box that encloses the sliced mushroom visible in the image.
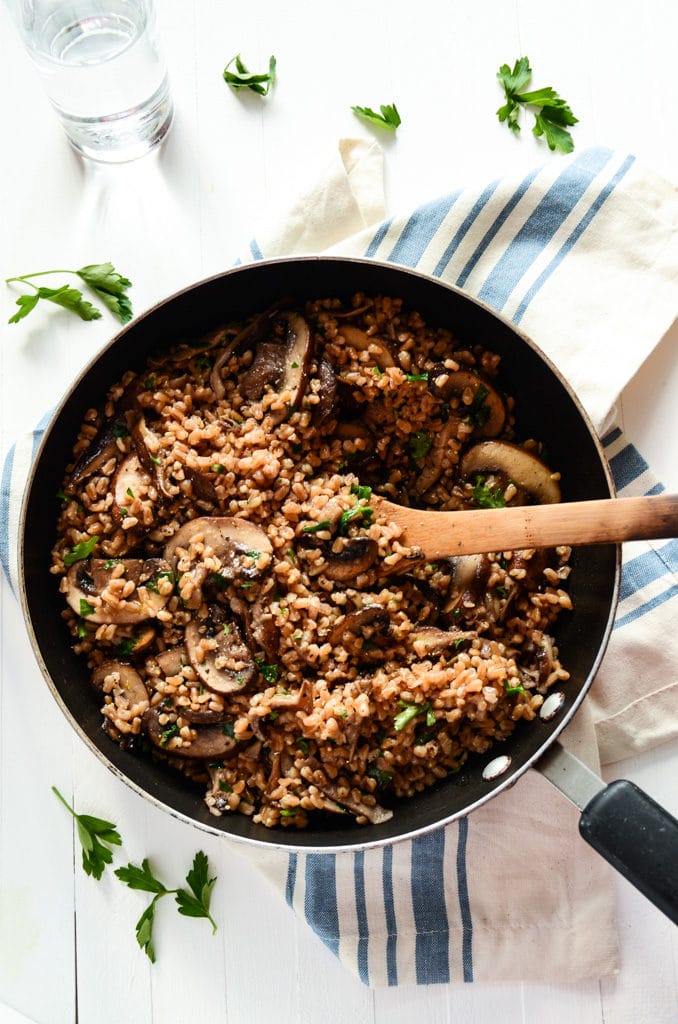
[443,554,491,616]
[65,557,173,624]
[132,416,175,500]
[112,453,153,518]
[460,441,561,504]
[211,302,287,400]
[428,367,505,438]
[316,779,393,825]
[313,357,338,423]
[407,626,476,657]
[339,324,396,371]
[328,604,391,646]
[155,647,186,677]
[185,467,220,507]
[91,661,150,710]
[184,608,256,695]
[268,679,313,711]
[164,516,272,610]
[414,414,465,495]
[143,707,237,760]
[322,537,379,581]
[240,312,314,423]
[65,413,128,488]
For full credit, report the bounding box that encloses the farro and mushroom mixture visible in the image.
[52,294,572,829]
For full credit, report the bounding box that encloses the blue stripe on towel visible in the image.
[432,180,501,279]
[364,216,394,258]
[249,238,264,261]
[456,818,473,982]
[386,192,461,268]
[609,442,650,492]
[477,148,613,311]
[354,852,369,984]
[615,582,677,630]
[620,541,678,602]
[285,853,297,907]
[455,165,542,288]
[411,831,450,984]
[513,155,635,324]
[382,845,398,986]
[304,854,340,956]
[0,443,16,592]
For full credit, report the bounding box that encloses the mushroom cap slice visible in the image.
[322,537,379,581]
[143,707,237,760]
[164,516,272,609]
[91,661,150,711]
[184,611,256,695]
[112,453,153,519]
[65,558,173,624]
[339,325,396,371]
[65,413,128,489]
[427,367,506,438]
[460,441,561,504]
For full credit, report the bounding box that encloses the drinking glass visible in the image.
[5,0,173,162]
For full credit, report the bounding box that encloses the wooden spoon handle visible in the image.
[374,494,678,558]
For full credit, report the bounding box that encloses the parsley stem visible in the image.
[52,784,77,819]
[6,270,79,283]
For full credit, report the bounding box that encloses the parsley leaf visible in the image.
[472,475,506,509]
[6,262,133,325]
[63,535,99,566]
[223,53,276,95]
[352,103,401,131]
[115,852,218,961]
[175,851,218,933]
[408,430,433,461]
[496,57,578,153]
[52,786,122,880]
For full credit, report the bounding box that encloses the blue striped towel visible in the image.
[2,145,677,986]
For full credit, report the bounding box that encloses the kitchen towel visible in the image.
[2,140,677,986]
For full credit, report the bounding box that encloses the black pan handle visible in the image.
[536,742,678,925]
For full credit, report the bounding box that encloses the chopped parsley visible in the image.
[405,372,429,383]
[63,535,98,566]
[366,764,393,787]
[255,657,279,684]
[350,483,372,501]
[302,519,332,534]
[338,504,374,535]
[222,721,236,738]
[504,680,526,695]
[408,430,433,461]
[472,475,506,509]
[160,723,179,746]
[394,699,436,732]
[79,598,96,618]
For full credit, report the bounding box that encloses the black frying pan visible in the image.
[19,256,678,923]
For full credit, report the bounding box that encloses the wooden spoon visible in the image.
[370,494,678,559]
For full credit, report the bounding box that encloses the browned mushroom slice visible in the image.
[91,661,150,710]
[241,312,314,424]
[407,626,476,657]
[143,707,238,759]
[460,441,561,504]
[427,367,506,438]
[316,779,393,825]
[211,302,287,400]
[112,453,153,518]
[184,610,256,695]
[339,324,396,371]
[328,604,391,646]
[414,414,465,495]
[185,467,220,507]
[65,557,173,624]
[268,679,313,711]
[313,357,338,423]
[164,516,272,609]
[155,647,186,677]
[323,537,379,581]
[443,554,491,616]
[65,413,128,488]
[132,415,175,500]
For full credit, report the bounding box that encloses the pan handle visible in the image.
[536,742,678,925]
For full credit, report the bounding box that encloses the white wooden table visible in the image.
[0,2,676,1022]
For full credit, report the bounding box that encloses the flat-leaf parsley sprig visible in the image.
[52,785,122,880]
[496,57,578,153]
[223,53,277,96]
[6,261,133,325]
[115,852,218,962]
[352,103,401,132]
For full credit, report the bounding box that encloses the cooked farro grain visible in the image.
[52,294,571,829]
